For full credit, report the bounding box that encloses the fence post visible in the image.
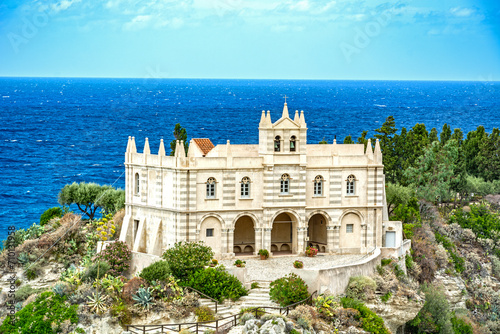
[216,319,219,331]
[196,322,198,333]
[215,301,217,314]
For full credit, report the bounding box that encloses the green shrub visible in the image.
[381,292,392,303]
[381,259,392,266]
[139,260,171,283]
[449,204,500,241]
[110,301,132,326]
[82,261,110,282]
[97,241,131,276]
[269,273,309,307]
[345,276,376,301]
[405,254,414,271]
[403,223,416,239]
[434,231,465,273]
[341,298,390,334]
[163,241,214,280]
[251,282,260,289]
[14,285,41,302]
[394,265,406,280]
[24,262,42,281]
[0,291,78,334]
[184,267,247,302]
[406,284,453,334]
[195,306,215,322]
[40,207,63,226]
[451,314,473,334]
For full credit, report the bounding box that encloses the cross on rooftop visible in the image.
[284,95,288,103]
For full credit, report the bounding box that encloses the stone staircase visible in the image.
[197,280,280,319]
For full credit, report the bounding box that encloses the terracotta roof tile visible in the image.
[193,138,215,155]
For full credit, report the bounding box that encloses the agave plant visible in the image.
[132,287,155,309]
[17,253,29,265]
[52,283,66,297]
[87,292,109,314]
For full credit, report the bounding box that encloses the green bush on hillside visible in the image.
[139,260,171,283]
[345,276,377,301]
[341,297,390,334]
[406,284,453,334]
[162,241,214,280]
[40,207,63,226]
[0,291,78,334]
[184,267,248,303]
[82,261,110,282]
[269,273,309,307]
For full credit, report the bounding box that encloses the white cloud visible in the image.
[123,14,152,30]
[450,7,474,18]
[290,0,310,12]
[50,0,82,13]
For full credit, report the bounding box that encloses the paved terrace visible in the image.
[220,253,367,282]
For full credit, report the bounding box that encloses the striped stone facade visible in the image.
[119,103,401,258]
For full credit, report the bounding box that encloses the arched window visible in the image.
[314,175,324,196]
[290,136,296,152]
[206,177,216,198]
[135,173,140,195]
[346,174,356,195]
[241,176,251,198]
[274,136,281,152]
[280,174,290,194]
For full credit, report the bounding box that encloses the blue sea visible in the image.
[0,78,499,241]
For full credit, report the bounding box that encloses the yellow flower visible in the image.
[97,227,102,232]
[102,218,108,222]
[98,222,104,225]
[102,236,108,241]
[102,225,108,230]
[111,225,116,229]
[110,229,116,234]
[101,231,107,235]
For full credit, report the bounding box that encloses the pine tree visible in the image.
[463,126,487,177]
[374,116,398,183]
[440,124,452,145]
[429,128,439,144]
[169,123,189,156]
[343,135,354,144]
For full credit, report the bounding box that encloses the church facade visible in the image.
[119,103,402,258]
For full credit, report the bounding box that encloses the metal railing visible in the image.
[125,290,317,334]
[182,286,218,313]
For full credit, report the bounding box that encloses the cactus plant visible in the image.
[52,283,66,297]
[132,287,155,309]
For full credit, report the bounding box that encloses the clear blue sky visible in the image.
[0,0,499,80]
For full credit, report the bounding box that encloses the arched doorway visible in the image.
[199,216,222,255]
[307,214,327,253]
[340,212,362,249]
[271,212,297,255]
[233,215,255,256]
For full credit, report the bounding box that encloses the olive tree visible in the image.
[58,182,124,220]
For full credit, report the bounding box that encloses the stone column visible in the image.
[254,228,262,255]
[227,228,235,257]
[326,225,335,253]
[221,229,228,255]
[264,228,272,254]
[297,227,307,254]
[333,225,341,254]
[361,224,368,252]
